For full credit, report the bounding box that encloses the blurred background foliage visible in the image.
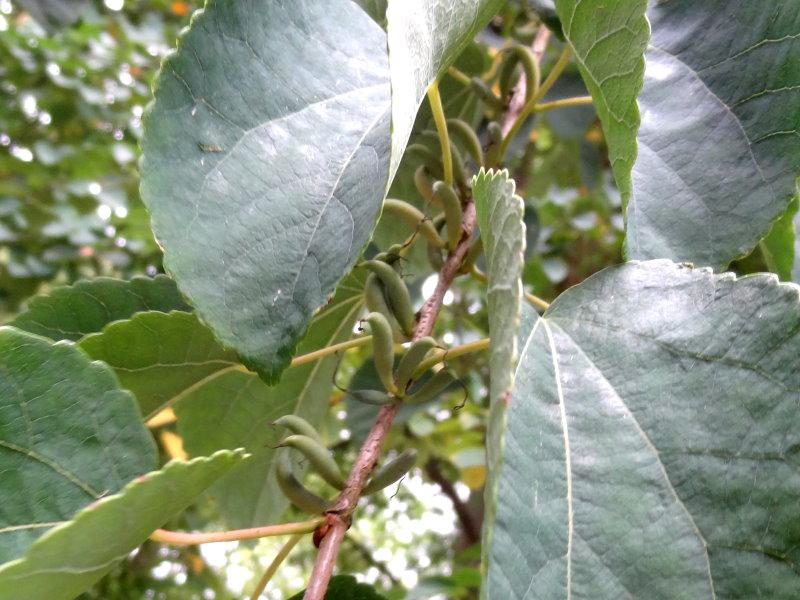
[0,1,656,598]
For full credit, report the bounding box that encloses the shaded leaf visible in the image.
[0,450,245,600]
[81,274,364,528]
[141,0,390,382]
[627,1,800,267]
[487,260,800,598]
[0,327,156,563]
[386,0,504,177]
[761,195,798,281]
[554,0,648,226]
[288,574,389,600]
[9,275,190,342]
[472,169,526,581]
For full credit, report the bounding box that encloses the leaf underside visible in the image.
[627,0,800,267]
[487,260,800,599]
[141,0,390,382]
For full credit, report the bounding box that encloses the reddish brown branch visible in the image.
[303,200,477,600]
[424,459,481,545]
[500,26,551,137]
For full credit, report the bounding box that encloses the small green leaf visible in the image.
[80,273,364,528]
[10,275,190,341]
[554,0,649,224]
[386,0,504,177]
[626,1,800,267]
[141,0,391,382]
[288,575,389,600]
[0,450,246,600]
[487,260,800,598]
[471,168,526,577]
[0,327,157,564]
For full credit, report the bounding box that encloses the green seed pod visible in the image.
[363,311,400,393]
[272,415,324,446]
[405,144,444,179]
[394,336,438,394]
[279,434,346,490]
[426,214,447,270]
[361,264,415,338]
[405,368,457,404]
[485,121,504,167]
[276,454,330,515]
[414,165,435,204]
[383,199,445,249]
[420,130,467,190]
[345,388,396,406]
[469,77,505,111]
[363,449,418,495]
[446,118,484,167]
[364,273,406,342]
[432,181,464,251]
[459,235,483,274]
[498,45,539,104]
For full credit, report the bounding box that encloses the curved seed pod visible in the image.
[276,454,330,515]
[432,181,464,251]
[485,121,504,167]
[272,415,324,446]
[420,130,467,190]
[414,165,435,204]
[498,51,518,100]
[346,388,396,406]
[405,368,457,404]
[394,336,438,393]
[498,45,539,104]
[405,144,443,179]
[361,264,415,338]
[363,449,418,495]
[279,434,346,490]
[469,77,505,111]
[459,234,483,274]
[364,273,406,342]
[446,118,484,167]
[383,199,446,249]
[363,311,400,393]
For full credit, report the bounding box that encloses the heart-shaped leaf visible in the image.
[0,450,245,600]
[10,275,190,342]
[0,327,156,564]
[80,273,364,527]
[141,0,390,382]
[486,260,800,598]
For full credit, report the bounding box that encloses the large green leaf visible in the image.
[0,327,156,564]
[554,0,649,222]
[79,311,239,420]
[472,169,526,582]
[486,260,800,598]
[626,0,800,267]
[9,275,190,341]
[81,274,365,528]
[0,450,245,600]
[386,0,504,177]
[141,0,390,382]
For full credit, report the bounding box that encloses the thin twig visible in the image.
[424,459,481,545]
[249,533,304,600]
[150,518,323,545]
[302,200,478,600]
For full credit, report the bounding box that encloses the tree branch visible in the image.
[302,200,478,600]
[500,26,551,137]
[424,459,481,545]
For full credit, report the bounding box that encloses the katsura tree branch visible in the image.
[500,26,550,137]
[302,199,478,600]
[150,518,323,545]
[424,459,481,545]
